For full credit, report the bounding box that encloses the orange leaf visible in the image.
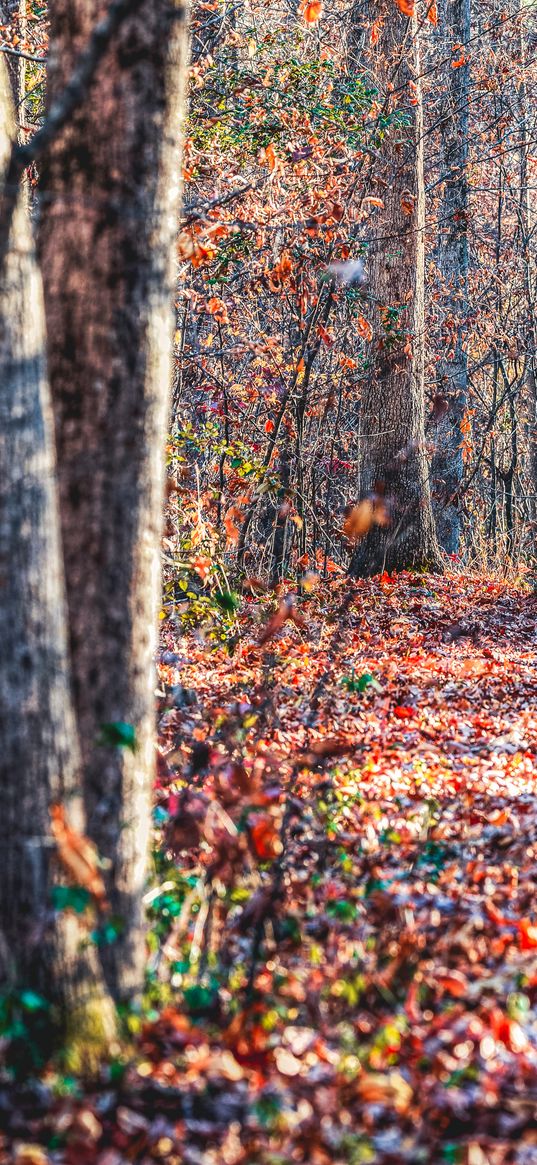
[451,43,467,67]
[400,192,415,216]
[299,0,323,23]
[394,0,414,14]
[224,505,243,546]
[437,970,468,997]
[342,499,374,541]
[427,0,438,23]
[356,315,373,342]
[250,815,282,859]
[50,804,108,911]
[206,296,229,324]
[191,554,213,582]
[261,142,277,171]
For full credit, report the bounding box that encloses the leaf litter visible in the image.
[2,572,537,1165]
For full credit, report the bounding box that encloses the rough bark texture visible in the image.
[429,0,470,555]
[38,0,189,1002]
[350,3,441,577]
[0,58,116,1064]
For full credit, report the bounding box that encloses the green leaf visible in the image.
[51,885,92,914]
[19,990,50,1013]
[99,721,137,751]
[326,899,357,922]
[183,984,218,1016]
[91,918,123,946]
[213,590,240,613]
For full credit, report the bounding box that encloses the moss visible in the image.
[61,992,119,1077]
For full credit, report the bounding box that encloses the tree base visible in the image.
[61,991,119,1077]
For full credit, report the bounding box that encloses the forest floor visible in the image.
[4,572,537,1165]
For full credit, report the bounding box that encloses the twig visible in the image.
[0,44,46,63]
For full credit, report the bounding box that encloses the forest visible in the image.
[0,0,536,1160]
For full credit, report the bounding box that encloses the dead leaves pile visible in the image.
[3,573,537,1165]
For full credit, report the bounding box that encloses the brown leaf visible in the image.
[356,1069,413,1113]
[258,595,304,645]
[300,735,355,766]
[242,575,268,596]
[342,499,374,541]
[400,191,416,215]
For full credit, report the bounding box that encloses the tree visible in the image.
[38,0,190,1003]
[350,0,442,577]
[0,55,116,1070]
[428,0,470,555]
[517,0,537,536]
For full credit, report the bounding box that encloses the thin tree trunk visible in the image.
[39,0,189,1003]
[429,0,470,555]
[350,1,441,577]
[270,431,291,588]
[0,1,24,105]
[0,57,116,1069]
[517,1,537,533]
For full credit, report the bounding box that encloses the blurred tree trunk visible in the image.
[0,57,115,1069]
[429,0,470,555]
[350,1,441,577]
[39,0,189,1003]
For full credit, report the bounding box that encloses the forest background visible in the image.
[0,0,537,1160]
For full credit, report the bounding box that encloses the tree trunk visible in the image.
[39,0,189,1003]
[0,1,24,106]
[428,0,470,555]
[350,1,441,577]
[517,1,537,536]
[0,57,116,1070]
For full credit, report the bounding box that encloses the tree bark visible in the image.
[0,57,116,1069]
[517,0,537,536]
[350,1,441,577]
[39,0,189,1002]
[429,0,470,555]
[0,1,24,106]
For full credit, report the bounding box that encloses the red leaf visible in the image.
[393,705,415,720]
